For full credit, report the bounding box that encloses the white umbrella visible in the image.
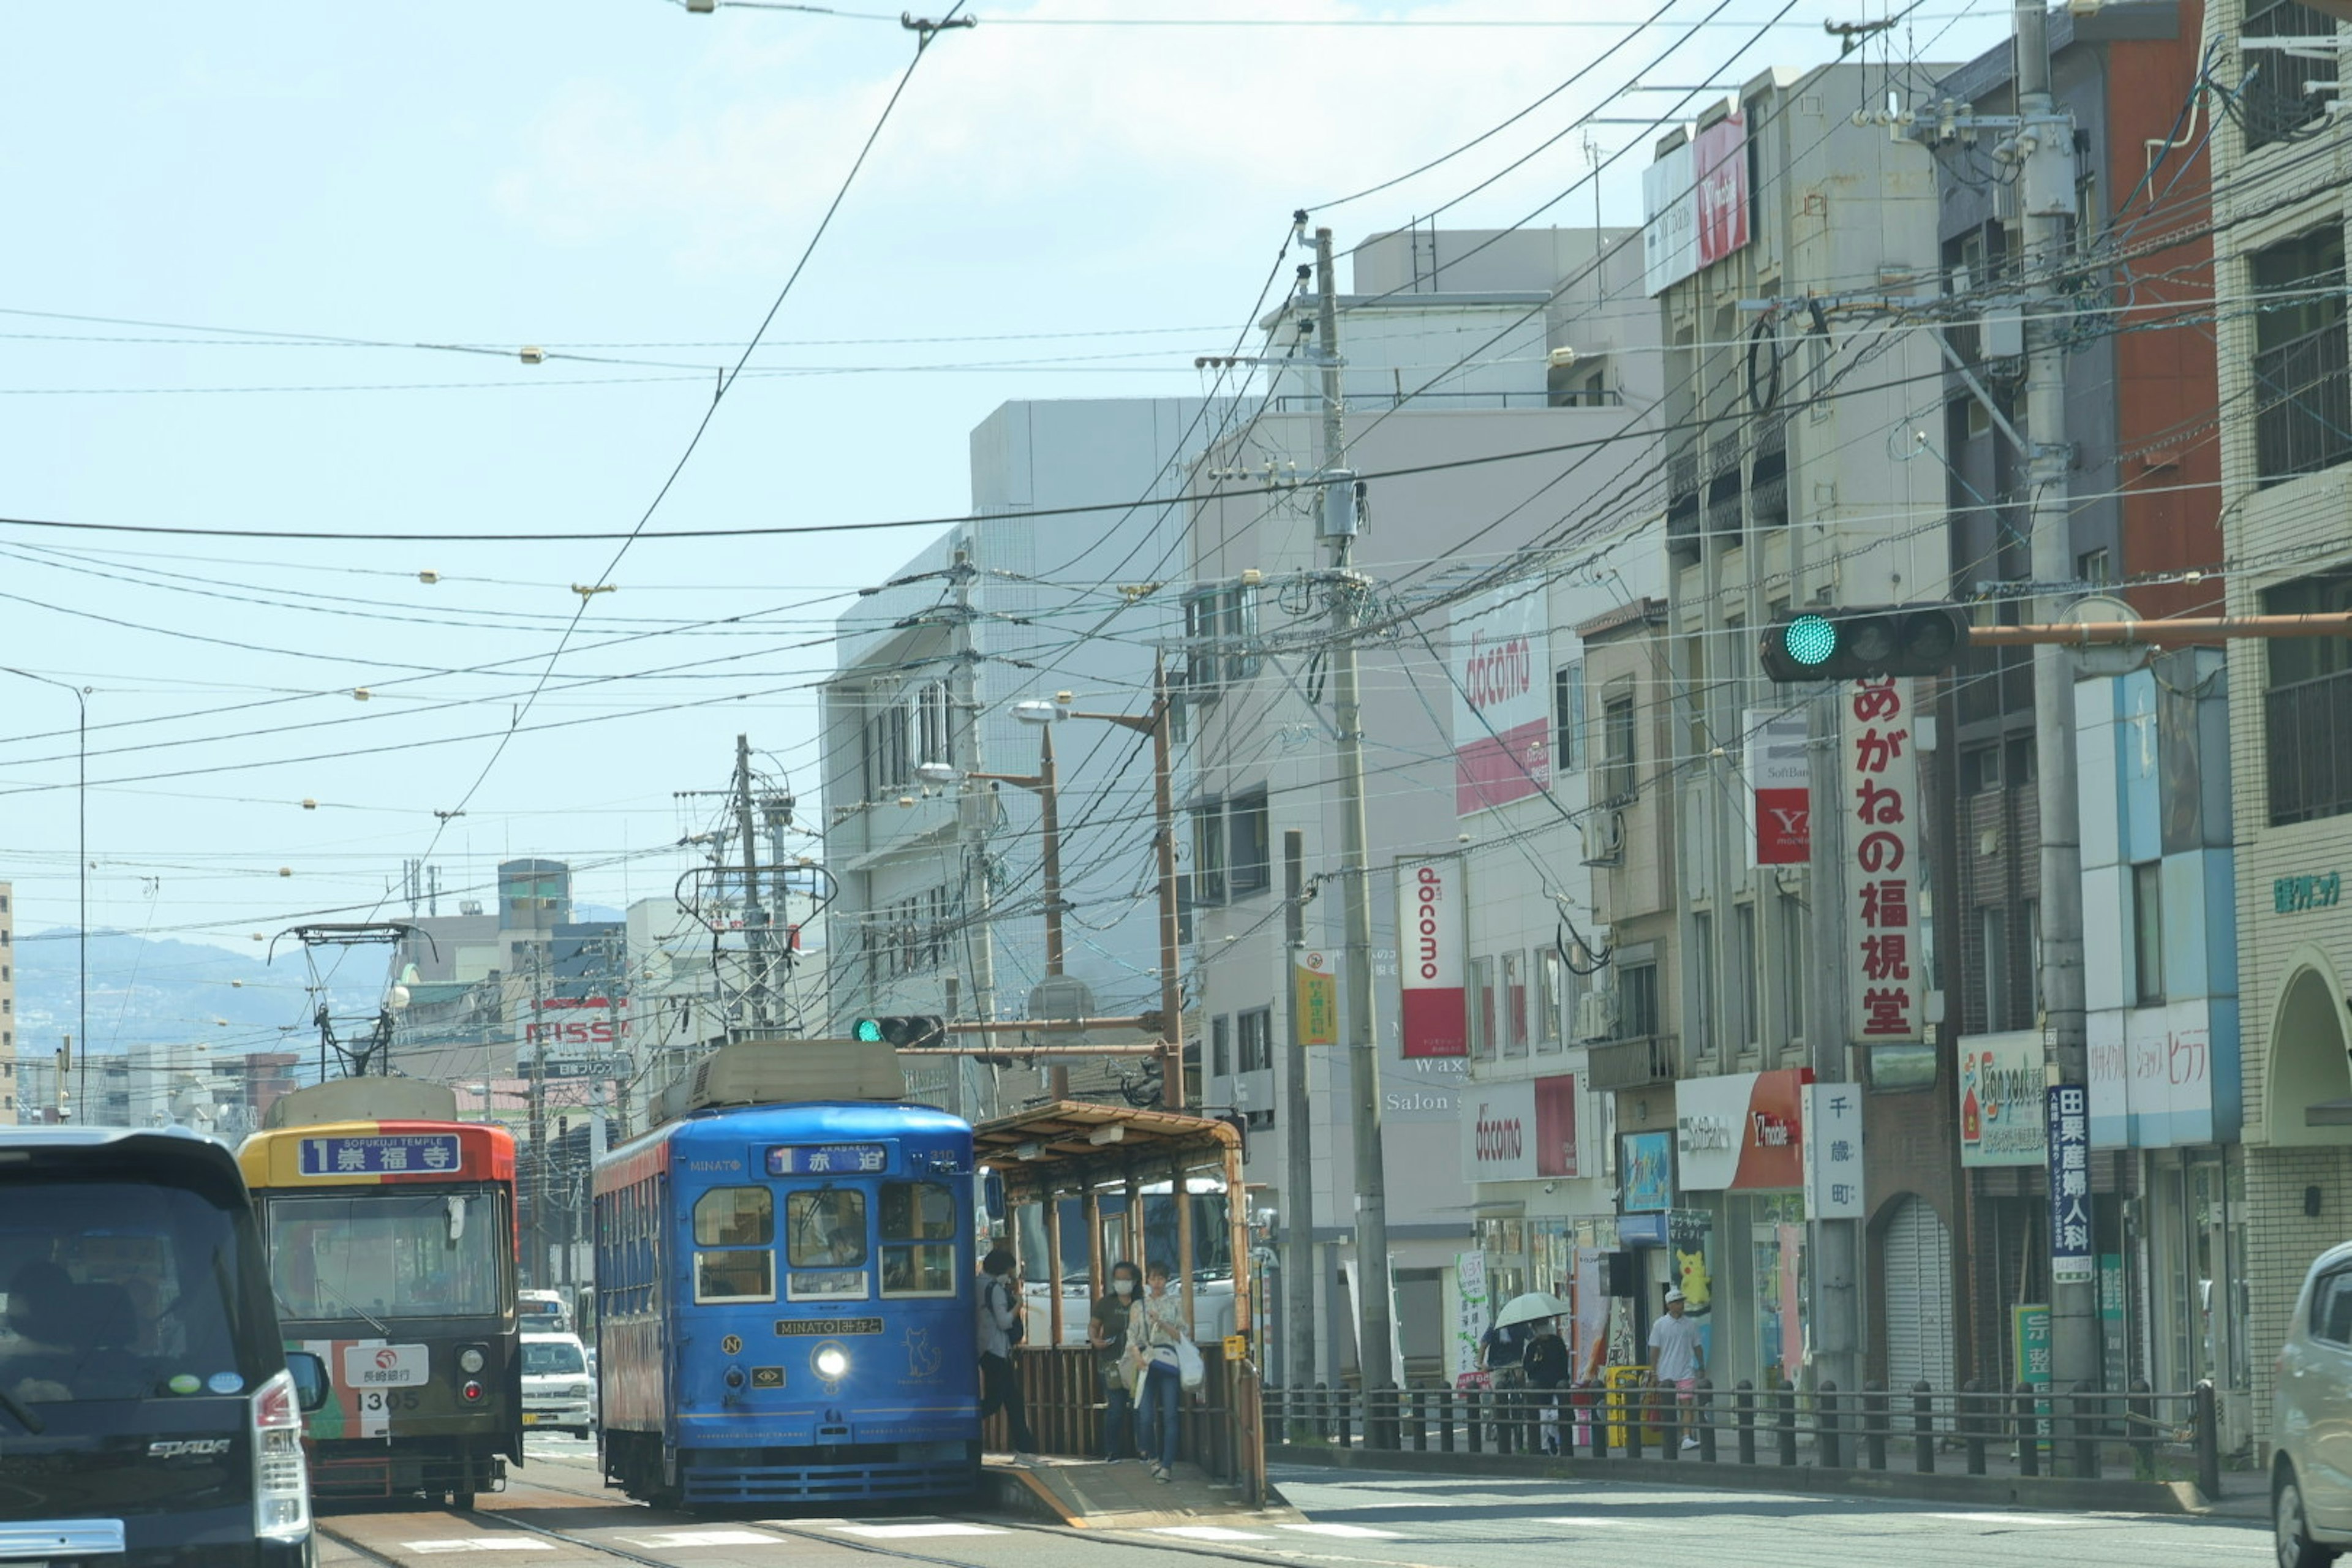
[1490,1291,1567,1329]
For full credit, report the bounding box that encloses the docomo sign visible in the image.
[1459,1073,1580,1183]
[1451,587,1551,816]
[1397,859,1467,1058]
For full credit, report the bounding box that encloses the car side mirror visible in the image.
[285,1351,330,1413]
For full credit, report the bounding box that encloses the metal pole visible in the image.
[3,669,88,1114]
[731,733,770,1032]
[1316,224,1396,1419]
[1151,656,1185,1110]
[1807,687,1860,1396]
[2013,0,2095,1392]
[1038,726,1069,1101]
[1284,831,1316,1398]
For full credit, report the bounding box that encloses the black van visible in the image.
[0,1125,327,1566]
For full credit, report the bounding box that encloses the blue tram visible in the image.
[590,1100,981,1506]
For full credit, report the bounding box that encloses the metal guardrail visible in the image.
[1262,1377,2224,1499]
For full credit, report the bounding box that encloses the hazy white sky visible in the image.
[0,0,2010,990]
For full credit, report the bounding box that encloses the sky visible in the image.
[0,0,2016,1023]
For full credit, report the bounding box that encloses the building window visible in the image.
[1227,789,1270,895]
[1689,913,1714,1059]
[1602,694,1638,804]
[1536,948,1565,1054]
[1190,801,1227,904]
[2133,862,2166,1006]
[1619,960,1660,1040]
[2024,899,2042,1016]
[2244,0,2335,150]
[1735,902,1760,1053]
[1979,905,2010,1033]
[864,693,911,797]
[1963,745,2002,794]
[2078,548,2111,587]
[2264,568,2352,824]
[1554,661,1586,771]
[1185,581,1262,693]
[2005,734,2037,788]
[1777,891,1806,1050]
[917,680,954,769]
[1502,951,1528,1058]
[2252,224,2350,484]
[1470,956,1496,1060]
[1238,1008,1273,1073]
[1211,1014,1232,1078]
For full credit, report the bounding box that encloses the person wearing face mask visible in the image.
[1125,1260,1190,1483]
[1088,1261,1142,1462]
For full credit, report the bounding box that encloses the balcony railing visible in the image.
[2244,0,2334,151]
[2254,320,2352,484]
[1587,1033,1681,1091]
[2268,668,2352,825]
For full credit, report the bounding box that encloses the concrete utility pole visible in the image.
[951,548,995,1118]
[731,733,772,1032]
[1313,224,1397,1416]
[1806,687,1860,1399]
[1283,831,1316,1401]
[2013,0,2095,1393]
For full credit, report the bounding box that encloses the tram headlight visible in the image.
[813,1346,851,1381]
[459,1348,486,1374]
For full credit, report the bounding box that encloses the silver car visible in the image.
[2274,1240,2352,1566]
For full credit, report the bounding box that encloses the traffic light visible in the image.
[1757,604,1970,682]
[852,1016,945,1049]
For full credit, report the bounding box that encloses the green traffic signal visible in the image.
[851,1015,945,1047]
[853,1018,884,1042]
[1758,604,1970,683]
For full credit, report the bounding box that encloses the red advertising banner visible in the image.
[1744,707,1809,865]
[1694,113,1750,268]
[1397,859,1468,1057]
[1847,677,1923,1042]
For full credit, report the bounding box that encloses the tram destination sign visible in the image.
[774,1316,883,1336]
[298,1134,462,1177]
[766,1143,888,1176]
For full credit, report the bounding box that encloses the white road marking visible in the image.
[831,1524,1010,1539]
[1283,1523,1403,1539]
[1149,1526,1276,1540]
[1925,1513,2082,1526]
[626,1529,786,1548]
[401,1542,556,1555]
[1531,1516,1656,1529]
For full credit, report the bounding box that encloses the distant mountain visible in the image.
[12,929,382,1055]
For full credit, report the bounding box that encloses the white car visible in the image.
[521,1332,594,1439]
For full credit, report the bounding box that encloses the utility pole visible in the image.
[527,945,548,1291]
[732,733,772,1033]
[2013,0,2095,1394]
[1314,223,1396,1419]
[1283,831,1316,1404]
[951,548,996,1118]
[1806,690,1859,1398]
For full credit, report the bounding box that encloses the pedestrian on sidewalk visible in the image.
[1089,1260,1142,1461]
[977,1246,1038,1463]
[1648,1287,1703,1450]
[1126,1259,1191,1484]
[1523,1316,1570,1455]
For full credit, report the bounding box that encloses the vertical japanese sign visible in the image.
[1452,587,1551,815]
[1294,951,1338,1046]
[2048,1084,2094,1285]
[1745,707,1810,865]
[1846,678,1923,1042]
[1802,1082,1863,1218]
[2012,1303,2053,1387]
[1396,859,1467,1057]
[1453,1251,1491,1382]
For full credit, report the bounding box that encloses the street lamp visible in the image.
[2,668,87,1102]
[1017,654,1185,1110]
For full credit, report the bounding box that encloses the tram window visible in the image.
[786,1190,868,1268]
[880,1181,958,1298]
[692,1186,775,1304]
[266,1193,501,1320]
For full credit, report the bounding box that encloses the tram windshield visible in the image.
[265,1191,502,1321]
[0,1178,263,1406]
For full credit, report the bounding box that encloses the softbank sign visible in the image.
[1452,589,1551,816]
[1396,859,1467,1058]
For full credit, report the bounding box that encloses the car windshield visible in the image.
[522,1340,584,1376]
[265,1191,501,1320]
[0,1176,258,1406]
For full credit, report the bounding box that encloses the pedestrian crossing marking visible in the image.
[1283,1523,1403,1538]
[401,1542,555,1554]
[626,1529,786,1548]
[832,1524,1009,1539]
[1150,1526,1275,1540]
[1532,1515,1655,1528]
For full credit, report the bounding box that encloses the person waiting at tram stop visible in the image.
[1126,1260,1191,1483]
[976,1246,1037,1464]
[1088,1261,1142,1462]
[1521,1314,1571,1455]
[1648,1286,1705,1450]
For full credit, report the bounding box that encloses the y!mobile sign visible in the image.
[1744,708,1809,865]
[1452,589,1551,816]
[1396,859,1468,1058]
[1643,113,1749,295]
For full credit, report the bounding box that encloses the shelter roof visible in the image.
[973,1100,1237,1190]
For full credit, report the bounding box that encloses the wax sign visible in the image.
[1846,678,1923,1042]
[1397,859,1468,1057]
[2048,1085,2094,1286]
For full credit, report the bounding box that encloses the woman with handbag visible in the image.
[1126,1259,1191,1483]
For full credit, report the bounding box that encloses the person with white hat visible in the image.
[1647,1286,1704,1450]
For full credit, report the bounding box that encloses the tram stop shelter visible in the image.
[973,1100,1268,1517]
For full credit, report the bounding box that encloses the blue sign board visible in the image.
[766,1143,888,1177]
[1621,1131,1675,1213]
[2046,1084,2093,1286]
[298,1134,462,1177]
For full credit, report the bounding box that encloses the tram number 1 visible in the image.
[359,1389,424,1414]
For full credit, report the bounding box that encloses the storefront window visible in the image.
[1730,1192,1808,1391]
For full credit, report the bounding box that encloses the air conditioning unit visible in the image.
[1574,989,1619,1043]
[1580,809,1625,866]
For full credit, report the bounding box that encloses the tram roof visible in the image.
[973,1100,1237,1190]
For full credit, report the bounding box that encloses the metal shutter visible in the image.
[1885,1195,1956,1398]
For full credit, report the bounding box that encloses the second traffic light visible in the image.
[853,1016,946,1049]
[1758,604,1970,683]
